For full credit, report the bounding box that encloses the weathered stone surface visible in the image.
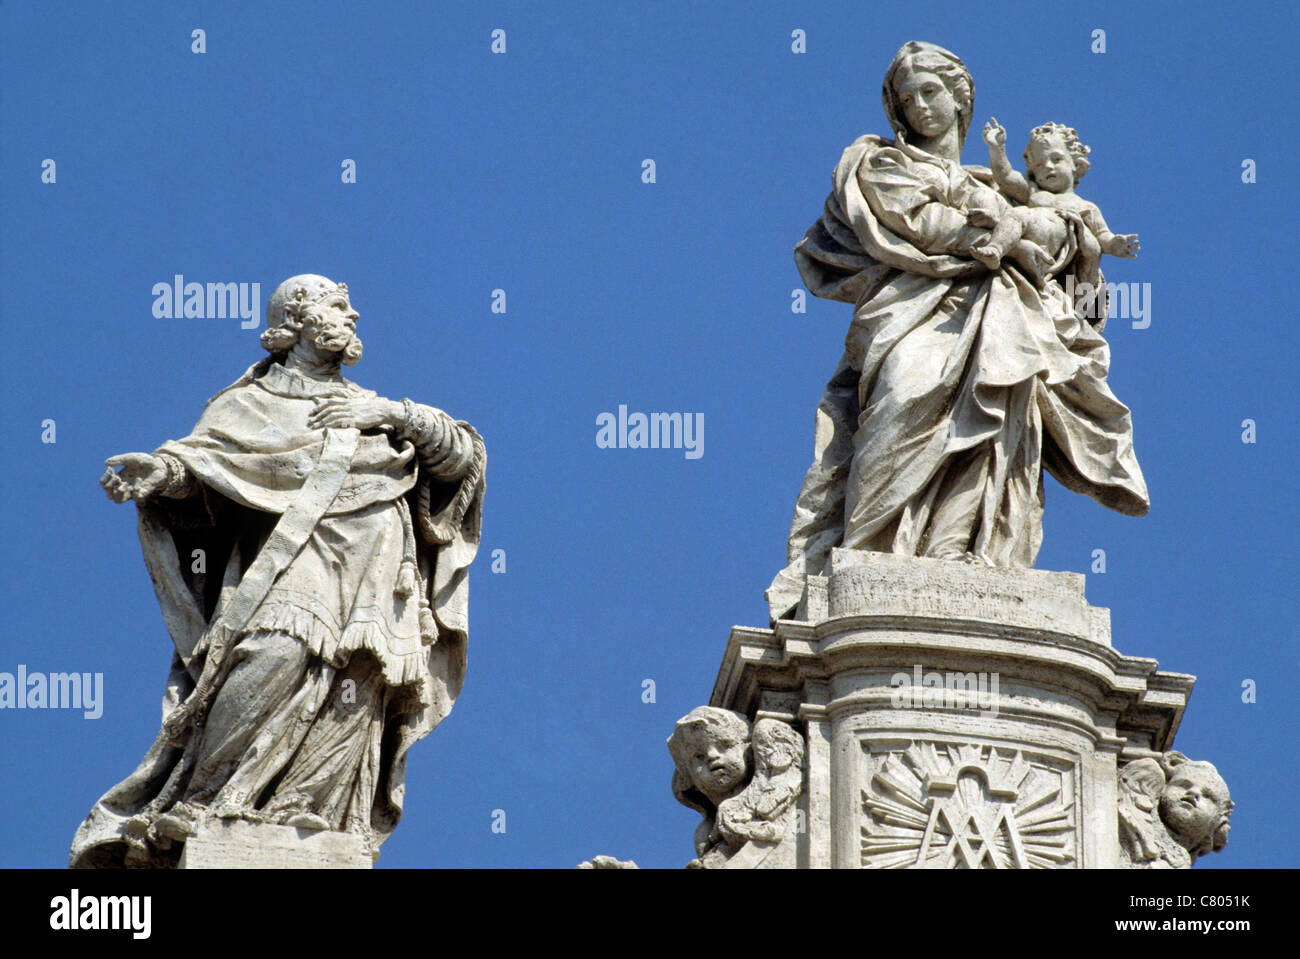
[178,819,373,870]
[704,551,1227,868]
[823,548,1095,639]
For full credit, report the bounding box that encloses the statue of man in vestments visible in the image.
[71,274,485,868]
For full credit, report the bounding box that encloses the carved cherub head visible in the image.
[1023,123,1091,192]
[1158,753,1233,860]
[668,707,751,810]
[669,708,806,868]
[261,274,363,366]
[882,41,974,146]
[1119,751,1233,868]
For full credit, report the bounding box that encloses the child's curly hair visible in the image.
[1024,122,1091,185]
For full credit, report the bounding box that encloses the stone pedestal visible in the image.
[713,550,1194,869]
[177,819,374,869]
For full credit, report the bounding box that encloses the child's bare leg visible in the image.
[967,184,1003,227]
[972,211,1026,270]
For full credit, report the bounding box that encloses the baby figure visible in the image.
[668,707,752,868]
[1158,755,1234,864]
[970,119,1139,278]
[667,706,805,869]
[1118,751,1233,868]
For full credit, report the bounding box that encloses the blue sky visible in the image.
[2,0,1295,868]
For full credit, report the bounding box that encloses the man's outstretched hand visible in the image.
[101,453,167,503]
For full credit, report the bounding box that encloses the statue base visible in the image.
[713,550,1195,868]
[177,818,374,869]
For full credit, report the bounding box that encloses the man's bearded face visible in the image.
[305,292,363,365]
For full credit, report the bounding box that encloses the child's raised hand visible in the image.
[983,118,1006,148]
[1107,233,1140,258]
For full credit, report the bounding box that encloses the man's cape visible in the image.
[71,359,485,866]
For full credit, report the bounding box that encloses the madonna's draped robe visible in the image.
[768,135,1147,621]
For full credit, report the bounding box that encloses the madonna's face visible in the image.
[893,68,959,140]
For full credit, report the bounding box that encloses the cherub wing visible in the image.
[1120,758,1166,812]
[1118,758,1169,864]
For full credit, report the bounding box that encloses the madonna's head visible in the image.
[882,41,974,147]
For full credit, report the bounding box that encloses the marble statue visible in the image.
[71,274,486,868]
[969,119,1139,280]
[579,42,1226,873]
[623,42,1228,872]
[668,707,804,869]
[1118,752,1234,868]
[768,41,1149,622]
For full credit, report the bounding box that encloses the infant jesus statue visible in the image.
[969,118,1139,283]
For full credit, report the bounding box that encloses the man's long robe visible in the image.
[71,359,484,867]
